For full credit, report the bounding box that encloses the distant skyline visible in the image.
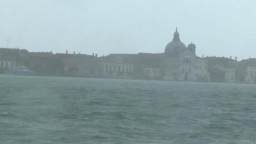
[0,0,256,60]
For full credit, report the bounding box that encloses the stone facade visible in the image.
[1,30,256,84]
[102,62,133,79]
[99,29,210,81]
[225,68,236,83]
[0,61,13,69]
[245,67,256,84]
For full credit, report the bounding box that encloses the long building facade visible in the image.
[99,29,210,82]
[1,29,256,83]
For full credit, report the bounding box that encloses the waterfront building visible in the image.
[237,58,256,84]
[2,30,256,84]
[99,29,210,81]
[0,61,13,69]
[163,29,210,81]
[102,62,134,79]
[244,67,256,84]
[225,68,236,83]
[0,48,29,66]
[205,56,237,83]
[100,54,135,79]
[55,53,99,77]
[143,67,161,79]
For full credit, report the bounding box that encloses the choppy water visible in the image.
[0,76,256,144]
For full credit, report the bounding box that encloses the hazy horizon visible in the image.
[0,0,256,60]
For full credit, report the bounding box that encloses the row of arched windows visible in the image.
[104,63,133,75]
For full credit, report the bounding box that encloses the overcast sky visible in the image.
[0,0,256,59]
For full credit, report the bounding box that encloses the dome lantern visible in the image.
[173,27,180,42]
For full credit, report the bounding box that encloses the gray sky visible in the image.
[0,0,256,59]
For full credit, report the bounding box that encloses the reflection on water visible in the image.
[0,76,256,144]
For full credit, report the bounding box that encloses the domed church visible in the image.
[162,28,209,81]
[164,28,196,57]
[100,28,210,81]
[165,28,187,56]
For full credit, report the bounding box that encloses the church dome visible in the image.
[165,28,186,56]
[188,43,196,49]
[187,42,196,55]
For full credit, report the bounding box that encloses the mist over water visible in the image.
[0,76,256,144]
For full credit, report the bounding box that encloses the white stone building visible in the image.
[100,29,210,81]
[102,62,133,79]
[163,29,210,81]
[143,67,161,79]
[245,66,256,84]
[225,68,236,83]
[0,61,13,69]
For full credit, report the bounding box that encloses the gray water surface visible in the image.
[0,76,256,144]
